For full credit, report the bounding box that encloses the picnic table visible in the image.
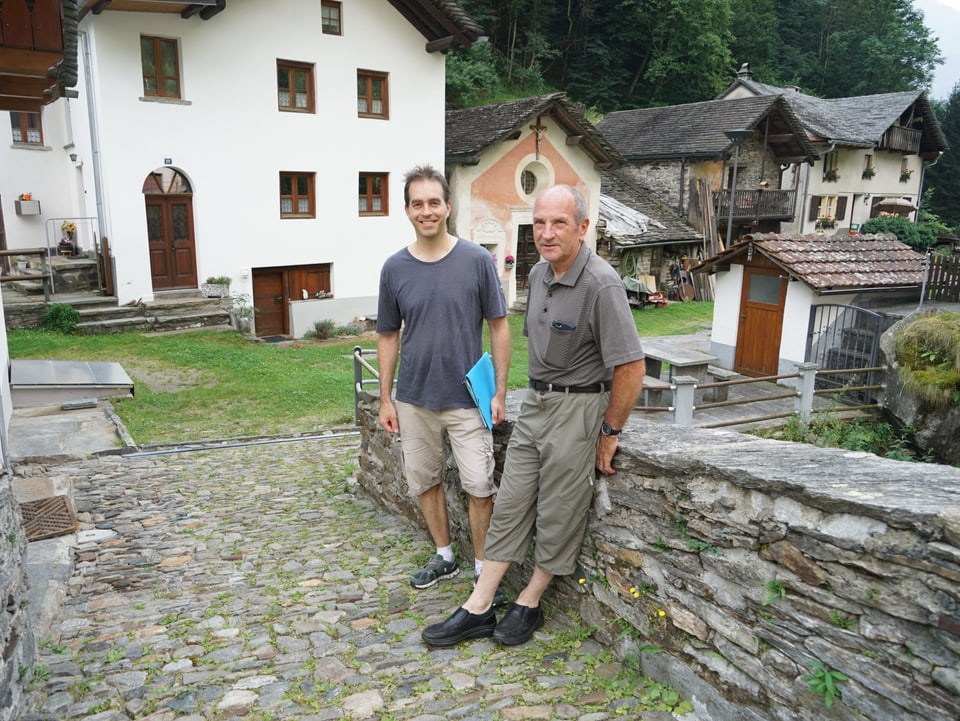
[642,340,719,385]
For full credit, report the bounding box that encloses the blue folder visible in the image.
[464,352,495,429]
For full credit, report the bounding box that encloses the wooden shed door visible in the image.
[734,267,787,376]
[253,269,287,337]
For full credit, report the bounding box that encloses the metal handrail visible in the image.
[353,346,379,425]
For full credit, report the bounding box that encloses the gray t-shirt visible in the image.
[377,238,507,409]
[525,243,644,386]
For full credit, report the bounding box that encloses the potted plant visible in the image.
[823,168,839,182]
[231,292,257,334]
[504,254,516,270]
[59,221,77,256]
[201,275,232,298]
[861,166,877,179]
[899,168,914,183]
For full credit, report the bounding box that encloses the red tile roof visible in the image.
[694,233,925,293]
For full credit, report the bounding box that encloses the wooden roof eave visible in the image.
[386,0,480,52]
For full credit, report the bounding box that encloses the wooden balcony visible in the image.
[712,188,797,223]
[877,125,922,154]
[0,0,74,112]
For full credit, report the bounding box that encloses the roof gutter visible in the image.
[816,284,922,295]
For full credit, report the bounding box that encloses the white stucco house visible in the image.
[1,0,482,338]
[717,63,948,236]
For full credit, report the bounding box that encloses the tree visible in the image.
[450,0,943,109]
[924,83,960,229]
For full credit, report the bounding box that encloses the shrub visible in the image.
[860,215,936,252]
[311,319,337,340]
[40,304,80,334]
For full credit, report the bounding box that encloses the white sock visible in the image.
[437,545,454,563]
[475,559,484,576]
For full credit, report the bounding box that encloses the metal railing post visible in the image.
[353,345,364,426]
[672,376,697,426]
[794,362,819,422]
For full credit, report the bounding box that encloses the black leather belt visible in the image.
[529,379,608,394]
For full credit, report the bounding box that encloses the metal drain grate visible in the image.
[19,496,78,541]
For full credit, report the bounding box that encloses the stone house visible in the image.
[596,169,705,300]
[596,94,818,246]
[717,63,948,236]
[1,0,482,337]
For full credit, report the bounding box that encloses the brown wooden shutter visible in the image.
[808,197,820,221]
[835,196,848,220]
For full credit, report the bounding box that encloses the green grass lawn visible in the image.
[7,301,713,445]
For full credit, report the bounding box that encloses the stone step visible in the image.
[77,316,153,335]
[149,309,231,332]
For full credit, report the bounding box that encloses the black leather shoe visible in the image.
[421,607,496,647]
[492,602,544,646]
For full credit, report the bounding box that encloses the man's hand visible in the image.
[491,395,506,427]
[378,397,400,433]
[596,434,619,475]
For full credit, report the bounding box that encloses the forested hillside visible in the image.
[447,0,942,111]
[446,0,959,231]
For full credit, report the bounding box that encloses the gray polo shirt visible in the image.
[524,243,644,386]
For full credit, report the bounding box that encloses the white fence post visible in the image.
[672,376,697,426]
[794,362,819,422]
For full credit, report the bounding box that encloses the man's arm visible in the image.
[487,315,511,426]
[377,331,401,433]
[596,357,646,475]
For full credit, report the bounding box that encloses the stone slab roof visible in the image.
[596,95,817,164]
[717,66,947,154]
[446,93,622,167]
[599,170,703,247]
[693,233,925,294]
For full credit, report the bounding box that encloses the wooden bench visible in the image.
[705,367,741,402]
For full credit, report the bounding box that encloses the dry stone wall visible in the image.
[357,391,960,721]
[0,476,35,721]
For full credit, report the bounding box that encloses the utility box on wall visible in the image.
[14,200,41,216]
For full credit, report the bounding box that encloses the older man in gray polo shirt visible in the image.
[422,184,646,648]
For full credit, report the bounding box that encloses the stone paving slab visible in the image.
[15,436,692,721]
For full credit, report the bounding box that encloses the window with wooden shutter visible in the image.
[835,196,848,220]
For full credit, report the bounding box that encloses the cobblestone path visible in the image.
[17,436,678,721]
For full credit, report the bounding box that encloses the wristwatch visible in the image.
[600,420,622,437]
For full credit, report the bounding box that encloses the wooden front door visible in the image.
[143,168,197,290]
[516,224,538,290]
[734,266,787,377]
[253,269,287,337]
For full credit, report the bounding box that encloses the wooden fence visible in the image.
[925,252,960,303]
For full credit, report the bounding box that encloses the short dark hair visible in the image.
[403,164,450,206]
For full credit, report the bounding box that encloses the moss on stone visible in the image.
[894,311,960,408]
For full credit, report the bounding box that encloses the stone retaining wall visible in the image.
[0,476,35,721]
[357,391,960,721]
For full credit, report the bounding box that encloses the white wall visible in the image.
[781,147,922,235]
[1,101,90,254]
[707,264,743,369]
[6,0,448,324]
